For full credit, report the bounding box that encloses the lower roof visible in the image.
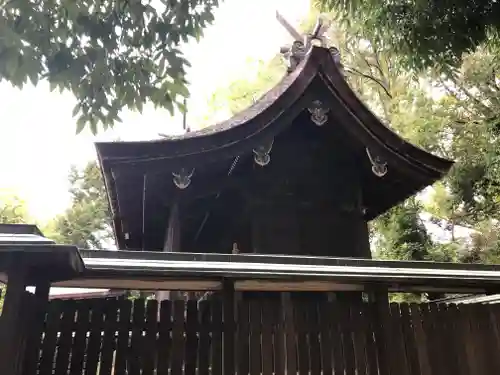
[45,250,500,294]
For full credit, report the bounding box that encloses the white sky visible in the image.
[0,0,310,222]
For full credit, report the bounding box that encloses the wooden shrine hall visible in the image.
[2,43,500,375]
[95,45,452,258]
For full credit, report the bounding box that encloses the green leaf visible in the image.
[89,115,98,135]
[136,98,144,113]
[72,103,82,117]
[76,116,86,134]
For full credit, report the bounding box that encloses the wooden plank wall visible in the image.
[23,296,500,375]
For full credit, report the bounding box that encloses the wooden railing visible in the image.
[23,294,500,375]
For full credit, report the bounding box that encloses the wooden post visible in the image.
[22,281,50,375]
[0,269,30,375]
[223,279,235,375]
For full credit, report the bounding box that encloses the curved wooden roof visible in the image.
[96,46,453,251]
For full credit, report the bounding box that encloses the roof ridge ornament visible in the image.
[276,11,332,73]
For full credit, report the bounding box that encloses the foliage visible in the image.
[374,199,434,261]
[207,56,286,118]
[0,0,220,134]
[315,0,500,72]
[0,193,31,224]
[0,192,33,312]
[49,161,114,249]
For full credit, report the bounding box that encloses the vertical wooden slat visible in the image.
[38,300,63,375]
[340,303,356,375]
[478,304,499,375]
[223,282,235,375]
[212,299,224,375]
[249,299,261,375]
[487,304,500,374]
[469,304,487,375]
[308,299,321,375]
[237,299,250,375]
[318,300,333,375]
[459,304,477,375]
[371,293,391,375]
[447,304,469,375]
[273,298,285,375]
[114,299,132,375]
[99,299,119,375]
[389,303,409,375]
[295,300,310,375]
[261,297,274,375]
[54,301,77,375]
[409,303,431,375]
[351,303,367,375]
[434,304,455,375]
[85,300,105,375]
[360,304,378,375]
[171,300,185,375]
[143,299,158,375]
[431,303,450,375]
[69,301,91,375]
[198,300,211,375]
[399,304,420,375]
[419,303,437,375]
[330,300,345,375]
[283,297,297,375]
[129,299,145,375]
[157,300,172,375]
[185,300,199,375]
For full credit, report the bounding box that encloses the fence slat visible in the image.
[389,303,409,375]
[308,300,321,375]
[399,304,420,375]
[38,300,63,375]
[341,303,356,375]
[69,301,91,375]
[198,301,211,375]
[296,300,310,375]
[157,300,172,375]
[272,298,285,375]
[114,299,132,375]
[330,300,345,375]
[171,300,185,375]
[361,303,378,375]
[143,299,158,375]
[84,300,105,375]
[351,303,367,375]
[99,299,118,375]
[447,304,469,375]
[283,297,297,375]
[249,299,261,375]
[261,297,274,375]
[318,300,333,375]
[185,300,199,375]
[54,300,77,375]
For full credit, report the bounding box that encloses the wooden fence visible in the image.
[22,296,500,375]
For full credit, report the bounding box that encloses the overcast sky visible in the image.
[0,0,310,221]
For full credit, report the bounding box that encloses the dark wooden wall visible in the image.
[246,113,370,258]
